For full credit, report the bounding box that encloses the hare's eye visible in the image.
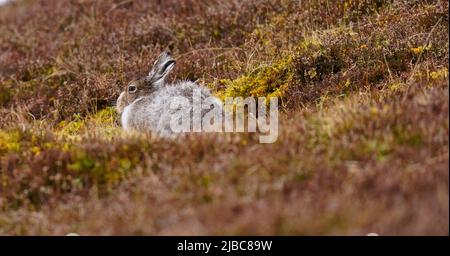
[128,85,137,93]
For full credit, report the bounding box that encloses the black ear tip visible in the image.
[163,60,176,71]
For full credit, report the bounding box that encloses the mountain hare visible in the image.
[116,51,223,137]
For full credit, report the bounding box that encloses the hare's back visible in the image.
[156,81,213,100]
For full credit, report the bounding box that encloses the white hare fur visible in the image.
[116,51,223,137]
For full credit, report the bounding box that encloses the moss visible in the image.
[56,115,86,135]
[362,138,392,160]
[0,84,13,106]
[62,137,149,192]
[219,56,294,99]
[91,107,116,124]
[55,107,120,139]
[0,130,21,155]
[430,67,448,81]
[387,82,404,92]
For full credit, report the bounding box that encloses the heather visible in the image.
[0,0,448,235]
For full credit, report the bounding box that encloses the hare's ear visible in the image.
[147,51,176,85]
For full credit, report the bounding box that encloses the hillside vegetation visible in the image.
[0,0,448,235]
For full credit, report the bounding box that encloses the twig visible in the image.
[383,53,393,82]
[106,0,133,14]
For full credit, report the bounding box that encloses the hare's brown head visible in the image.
[116,51,175,113]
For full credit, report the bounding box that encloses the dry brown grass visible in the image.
[0,0,448,235]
